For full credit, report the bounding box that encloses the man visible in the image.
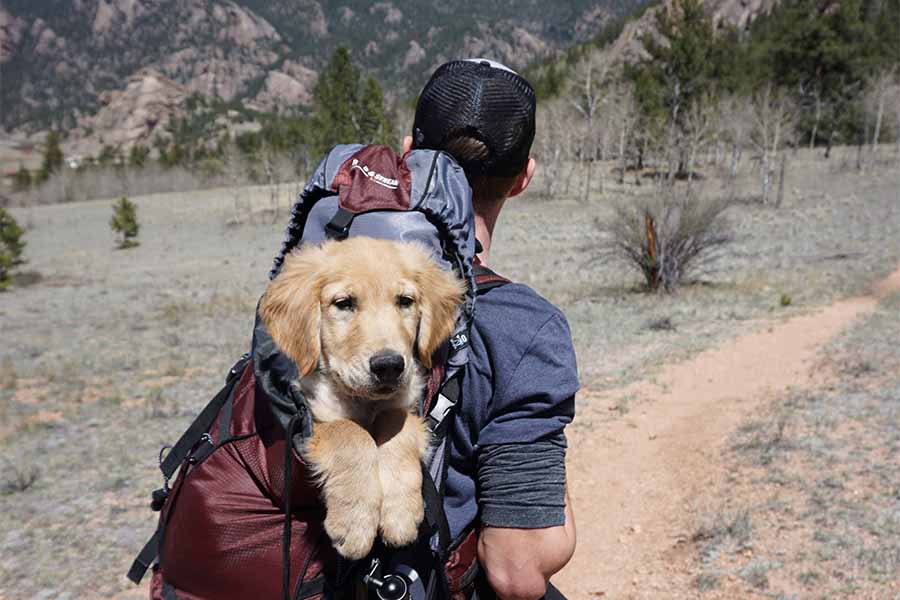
[407,59,578,600]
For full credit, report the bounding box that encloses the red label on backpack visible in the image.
[332,145,413,213]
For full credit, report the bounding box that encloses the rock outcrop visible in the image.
[69,69,188,156]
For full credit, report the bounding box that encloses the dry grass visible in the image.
[0,148,896,598]
[7,155,305,209]
[692,293,900,598]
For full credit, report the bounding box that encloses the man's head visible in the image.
[407,59,537,209]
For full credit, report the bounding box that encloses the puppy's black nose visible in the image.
[370,352,405,384]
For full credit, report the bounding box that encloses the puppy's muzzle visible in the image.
[369,351,405,386]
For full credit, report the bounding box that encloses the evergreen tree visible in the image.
[0,208,26,291]
[630,0,724,129]
[311,47,396,154]
[358,76,396,147]
[13,165,32,191]
[746,0,881,148]
[129,144,150,168]
[313,47,362,154]
[110,197,140,249]
[98,144,119,167]
[38,131,64,182]
[628,0,728,174]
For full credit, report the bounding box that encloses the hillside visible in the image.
[0,0,648,134]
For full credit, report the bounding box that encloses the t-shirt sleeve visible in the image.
[477,311,578,446]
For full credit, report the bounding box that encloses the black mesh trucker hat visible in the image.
[412,59,536,178]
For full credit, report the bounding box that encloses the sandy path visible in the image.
[554,266,900,599]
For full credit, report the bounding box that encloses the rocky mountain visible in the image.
[1,0,649,139]
[601,0,779,65]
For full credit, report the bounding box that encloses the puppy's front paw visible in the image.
[325,499,381,560]
[379,489,424,548]
[304,419,382,560]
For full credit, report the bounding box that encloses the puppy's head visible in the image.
[259,237,464,400]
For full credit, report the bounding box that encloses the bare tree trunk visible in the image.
[896,90,900,169]
[618,126,627,185]
[729,143,740,180]
[810,95,821,150]
[597,154,604,195]
[583,156,593,202]
[856,130,865,171]
[775,151,787,208]
[870,76,887,166]
[825,128,836,159]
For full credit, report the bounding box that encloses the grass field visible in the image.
[0,148,898,599]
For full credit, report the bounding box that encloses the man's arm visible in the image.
[477,491,576,600]
[473,302,579,599]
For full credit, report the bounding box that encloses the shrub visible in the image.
[599,191,733,292]
[110,196,140,249]
[13,165,32,191]
[128,144,150,168]
[1,460,40,495]
[0,207,26,290]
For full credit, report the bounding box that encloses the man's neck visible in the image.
[474,211,497,267]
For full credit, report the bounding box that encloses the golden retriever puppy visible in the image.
[259,237,464,559]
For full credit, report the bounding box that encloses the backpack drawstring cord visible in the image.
[282,412,303,600]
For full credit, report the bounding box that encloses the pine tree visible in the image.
[747,0,880,148]
[13,165,32,191]
[632,0,723,126]
[37,131,64,182]
[628,0,729,175]
[0,208,26,291]
[311,48,396,154]
[110,197,140,249]
[312,47,362,154]
[358,76,396,147]
[129,145,150,168]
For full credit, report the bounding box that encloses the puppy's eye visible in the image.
[397,295,415,309]
[333,297,355,311]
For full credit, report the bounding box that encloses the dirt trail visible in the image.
[554,266,900,599]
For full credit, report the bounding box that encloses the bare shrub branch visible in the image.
[1,459,40,495]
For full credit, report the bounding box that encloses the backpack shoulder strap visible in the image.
[473,264,510,294]
[158,353,250,479]
[424,266,508,432]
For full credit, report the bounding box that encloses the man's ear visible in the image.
[259,248,323,377]
[507,157,537,198]
[402,136,414,155]
[415,262,465,369]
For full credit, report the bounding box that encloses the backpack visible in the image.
[128,144,510,600]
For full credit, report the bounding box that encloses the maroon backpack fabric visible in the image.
[144,361,487,600]
[149,364,335,600]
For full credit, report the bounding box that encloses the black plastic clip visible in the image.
[150,487,169,512]
[325,208,355,240]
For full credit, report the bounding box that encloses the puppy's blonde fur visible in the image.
[260,237,464,559]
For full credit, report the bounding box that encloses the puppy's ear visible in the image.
[259,247,323,377]
[415,262,465,369]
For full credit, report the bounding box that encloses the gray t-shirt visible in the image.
[444,280,579,540]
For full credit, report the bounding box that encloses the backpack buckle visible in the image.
[150,487,169,512]
[325,208,354,240]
